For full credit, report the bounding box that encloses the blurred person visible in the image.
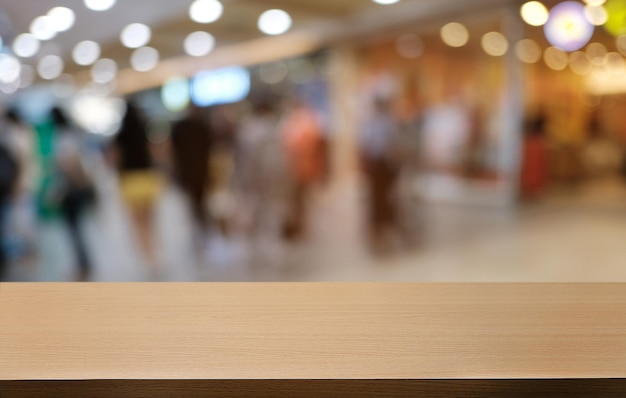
[109,102,164,274]
[50,107,96,281]
[280,98,325,241]
[1,109,38,275]
[235,99,288,241]
[520,114,550,200]
[359,97,402,253]
[208,105,238,237]
[170,105,212,234]
[0,112,20,280]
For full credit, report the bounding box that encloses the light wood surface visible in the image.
[1,283,626,381]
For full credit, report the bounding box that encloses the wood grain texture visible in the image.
[1,283,626,381]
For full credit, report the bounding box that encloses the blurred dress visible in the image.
[113,107,163,211]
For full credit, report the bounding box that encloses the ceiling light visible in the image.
[73,41,101,66]
[47,7,75,32]
[120,23,151,49]
[372,0,400,4]
[130,47,159,72]
[84,0,116,12]
[440,22,469,47]
[184,31,215,57]
[38,55,64,80]
[91,58,117,83]
[521,1,549,26]
[189,0,223,24]
[30,16,57,41]
[0,54,21,84]
[13,34,40,58]
[258,9,292,36]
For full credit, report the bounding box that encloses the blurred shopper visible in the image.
[170,105,212,233]
[281,98,325,240]
[1,109,37,277]
[109,102,164,272]
[50,108,96,281]
[0,112,20,280]
[520,114,550,200]
[235,99,288,240]
[359,97,401,252]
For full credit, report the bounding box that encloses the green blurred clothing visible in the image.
[34,120,60,221]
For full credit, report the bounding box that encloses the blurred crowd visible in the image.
[3,83,626,281]
[0,94,337,281]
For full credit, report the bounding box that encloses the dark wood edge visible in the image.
[2,379,626,397]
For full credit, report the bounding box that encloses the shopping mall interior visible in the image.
[1,0,626,282]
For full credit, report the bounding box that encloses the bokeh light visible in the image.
[0,54,21,84]
[120,23,151,49]
[130,47,160,72]
[184,31,215,57]
[481,31,508,56]
[161,76,190,112]
[544,1,594,52]
[47,7,75,32]
[84,0,116,12]
[584,4,609,25]
[12,33,40,58]
[441,22,469,47]
[258,9,292,35]
[521,1,550,26]
[515,39,542,63]
[30,16,57,41]
[38,55,64,80]
[191,66,250,107]
[587,42,608,65]
[189,0,223,24]
[569,51,592,74]
[91,58,117,83]
[604,0,626,36]
[73,40,101,66]
[544,46,568,70]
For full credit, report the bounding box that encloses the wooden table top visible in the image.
[1,283,626,381]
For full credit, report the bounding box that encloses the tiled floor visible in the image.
[8,169,626,282]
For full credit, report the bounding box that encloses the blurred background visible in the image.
[1,0,625,282]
